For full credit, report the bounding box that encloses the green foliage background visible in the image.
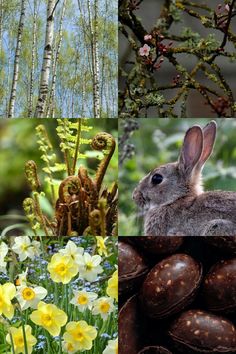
[119,118,236,236]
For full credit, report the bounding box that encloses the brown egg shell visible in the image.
[168,309,236,353]
[119,294,145,354]
[138,346,172,354]
[140,253,202,319]
[119,241,148,295]
[202,258,236,313]
[133,236,183,255]
[204,237,236,255]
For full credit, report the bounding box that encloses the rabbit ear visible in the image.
[195,121,217,171]
[179,126,203,177]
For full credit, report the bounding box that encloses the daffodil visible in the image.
[70,290,97,311]
[6,325,37,354]
[0,283,16,319]
[62,341,78,354]
[59,240,84,262]
[103,338,118,354]
[30,301,67,336]
[12,237,41,261]
[96,237,108,257]
[92,297,115,320]
[47,253,79,284]
[16,285,47,310]
[106,270,118,302]
[15,268,28,287]
[63,321,97,351]
[0,242,8,273]
[77,252,103,282]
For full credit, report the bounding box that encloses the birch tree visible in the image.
[8,0,26,118]
[87,0,100,118]
[35,0,59,118]
[0,0,3,53]
[28,0,37,117]
[47,0,67,118]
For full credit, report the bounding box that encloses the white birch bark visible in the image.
[8,0,26,118]
[35,0,57,118]
[47,0,67,118]
[87,0,100,118]
[28,0,37,117]
[0,0,3,53]
[93,0,100,118]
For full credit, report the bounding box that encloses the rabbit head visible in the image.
[133,121,217,209]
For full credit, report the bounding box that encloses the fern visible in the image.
[23,119,117,236]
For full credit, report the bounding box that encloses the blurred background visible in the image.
[119,118,236,235]
[0,119,118,236]
[119,0,236,117]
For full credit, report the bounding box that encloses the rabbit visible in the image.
[132,121,236,236]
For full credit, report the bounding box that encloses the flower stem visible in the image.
[21,317,29,354]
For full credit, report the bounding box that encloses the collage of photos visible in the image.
[0,0,236,354]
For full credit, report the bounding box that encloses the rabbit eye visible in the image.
[151,173,163,185]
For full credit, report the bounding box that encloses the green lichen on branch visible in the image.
[119,0,236,117]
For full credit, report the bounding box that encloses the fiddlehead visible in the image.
[58,176,81,204]
[25,160,41,191]
[91,132,116,192]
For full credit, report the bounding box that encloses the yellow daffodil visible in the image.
[0,283,16,319]
[96,237,108,257]
[0,242,8,273]
[76,252,103,282]
[30,301,67,336]
[59,240,84,262]
[47,253,79,284]
[103,338,118,354]
[70,290,97,311]
[12,237,41,261]
[106,270,118,302]
[62,341,78,354]
[16,285,47,310]
[92,297,115,320]
[63,321,97,351]
[6,325,37,354]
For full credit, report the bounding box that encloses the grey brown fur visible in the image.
[133,121,236,236]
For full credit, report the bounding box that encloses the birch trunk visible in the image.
[0,0,3,53]
[93,0,100,118]
[47,0,67,118]
[28,0,37,117]
[8,0,26,118]
[87,0,100,118]
[35,0,57,118]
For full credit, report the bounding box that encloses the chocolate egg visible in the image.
[134,236,183,255]
[203,258,236,312]
[204,237,236,254]
[138,346,172,354]
[119,295,144,354]
[169,309,236,353]
[140,254,202,319]
[119,241,148,295]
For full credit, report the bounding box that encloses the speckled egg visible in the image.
[169,309,236,353]
[204,237,236,254]
[138,346,172,354]
[134,236,183,255]
[140,253,202,319]
[119,241,148,295]
[202,258,236,313]
[119,295,144,354]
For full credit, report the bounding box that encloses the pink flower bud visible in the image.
[225,4,230,12]
[139,44,151,57]
[144,34,152,41]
